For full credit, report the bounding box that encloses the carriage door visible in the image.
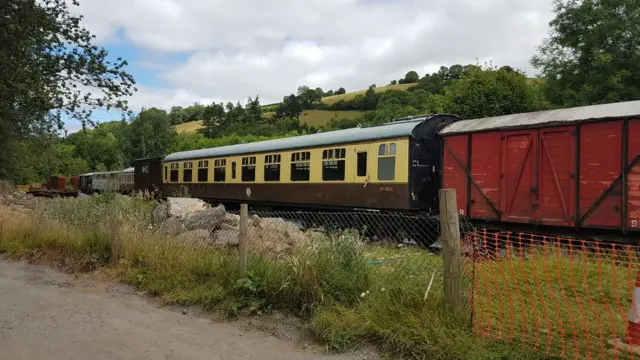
[352,144,372,207]
[410,140,433,208]
[501,130,538,223]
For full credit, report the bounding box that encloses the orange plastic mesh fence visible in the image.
[464,230,640,360]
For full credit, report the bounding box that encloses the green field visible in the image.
[299,109,364,127]
[321,83,413,104]
[175,109,364,134]
[175,120,205,134]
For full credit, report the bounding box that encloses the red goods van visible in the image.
[439,100,640,235]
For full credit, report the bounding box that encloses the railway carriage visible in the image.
[118,167,135,193]
[137,114,460,211]
[440,100,640,238]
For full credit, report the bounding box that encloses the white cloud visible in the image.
[68,0,555,111]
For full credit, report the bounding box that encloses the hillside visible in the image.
[321,83,413,104]
[175,120,206,134]
[175,109,365,134]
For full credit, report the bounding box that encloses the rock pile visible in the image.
[0,190,37,211]
[153,198,313,256]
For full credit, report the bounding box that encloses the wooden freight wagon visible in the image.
[440,100,640,238]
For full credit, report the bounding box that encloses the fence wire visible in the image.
[465,230,640,360]
[145,200,477,309]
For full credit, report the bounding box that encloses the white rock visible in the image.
[184,204,226,232]
[167,197,210,220]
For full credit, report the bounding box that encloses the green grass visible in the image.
[0,197,631,359]
[321,83,414,104]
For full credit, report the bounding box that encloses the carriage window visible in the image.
[170,163,179,182]
[214,159,226,182]
[357,152,367,177]
[183,161,193,182]
[264,154,281,182]
[241,156,256,182]
[377,143,396,181]
[164,166,168,181]
[231,162,236,179]
[322,148,346,181]
[291,151,310,181]
[197,160,209,182]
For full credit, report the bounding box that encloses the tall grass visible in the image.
[0,196,554,359]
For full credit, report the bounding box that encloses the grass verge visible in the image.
[0,196,598,359]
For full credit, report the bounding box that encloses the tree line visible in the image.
[1,0,640,184]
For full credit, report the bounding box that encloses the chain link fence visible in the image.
[145,198,478,311]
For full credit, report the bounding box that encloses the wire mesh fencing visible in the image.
[465,230,640,360]
[145,200,478,309]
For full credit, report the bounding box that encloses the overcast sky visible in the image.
[66,0,555,131]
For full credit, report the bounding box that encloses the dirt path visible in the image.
[0,258,373,360]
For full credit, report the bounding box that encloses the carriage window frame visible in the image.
[197,160,209,182]
[322,148,346,181]
[214,159,226,182]
[170,163,179,182]
[241,156,256,182]
[290,151,311,182]
[377,143,396,181]
[183,161,194,182]
[264,154,281,182]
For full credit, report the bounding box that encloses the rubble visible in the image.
[212,223,240,246]
[184,205,226,232]
[158,217,185,236]
[151,203,170,225]
[151,199,314,256]
[0,192,39,210]
[167,197,210,219]
[177,229,214,246]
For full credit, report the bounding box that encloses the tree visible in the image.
[0,0,135,179]
[403,71,420,83]
[67,121,127,171]
[315,87,325,98]
[335,87,346,95]
[298,88,323,109]
[412,73,447,94]
[182,103,206,122]
[531,0,640,107]
[245,96,263,124]
[439,66,549,119]
[169,106,186,125]
[275,94,302,120]
[129,108,175,159]
[389,80,398,85]
[201,102,225,138]
[297,86,310,96]
[361,84,379,110]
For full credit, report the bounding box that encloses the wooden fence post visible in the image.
[439,188,463,311]
[239,203,248,277]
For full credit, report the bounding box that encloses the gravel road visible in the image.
[0,258,373,360]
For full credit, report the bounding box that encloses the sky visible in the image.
[65,0,556,132]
